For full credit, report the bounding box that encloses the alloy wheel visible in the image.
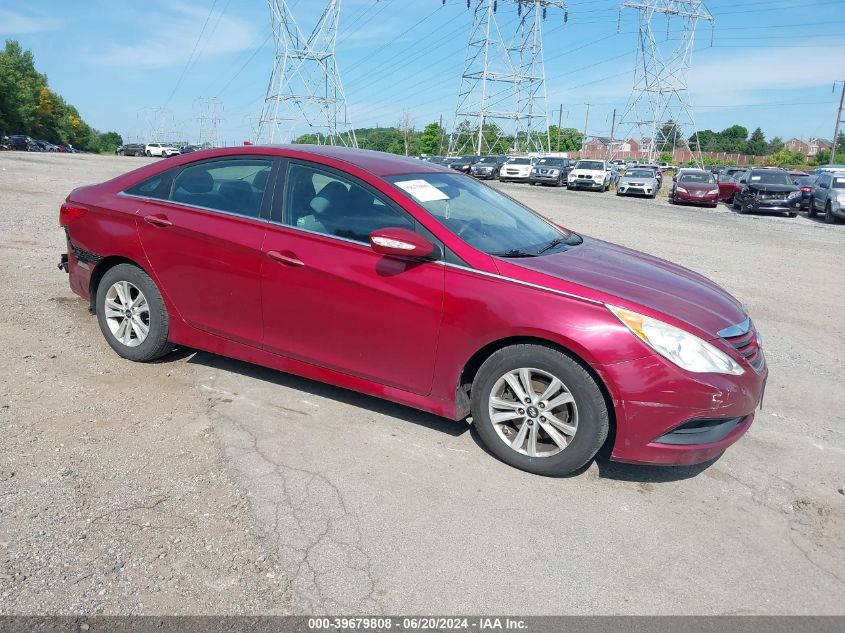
[488,367,578,457]
[104,281,150,347]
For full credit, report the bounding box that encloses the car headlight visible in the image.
[676,186,687,193]
[607,305,745,375]
[787,191,801,199]
[707,188,719,195]
[593,175,603,180]
[548,169,559,176]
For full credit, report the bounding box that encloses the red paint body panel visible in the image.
[61,145,767,468]
[673,181,720,205]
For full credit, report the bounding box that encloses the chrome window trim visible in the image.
[117,191,272,224]
[717,316,751,338]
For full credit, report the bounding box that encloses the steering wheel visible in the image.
[456,218,485,240]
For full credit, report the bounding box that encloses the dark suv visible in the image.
[733,169,800,217]
[117,143,146,157]
[470,155,508,180]
[7,135,38,151]
[529,157,572,187]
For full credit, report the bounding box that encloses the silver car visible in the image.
[616,167,660,198]
[808,170,845,223]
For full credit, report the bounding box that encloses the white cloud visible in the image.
[0,8,62,34]
[94,3,256,69]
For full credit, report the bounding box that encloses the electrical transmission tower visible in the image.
[448,0,566,156]
[257,0,357,147]
[139,107,176,143]
[614,0,713,165]
[194,97,225,148]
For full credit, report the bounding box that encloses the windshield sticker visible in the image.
[394,179,450,202]
[751,176,761,181]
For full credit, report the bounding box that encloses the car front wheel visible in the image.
[826,202,837,224]
[95,264,174,362]
[471,344,609,476]
[807,198,817,218]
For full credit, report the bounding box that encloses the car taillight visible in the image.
[800,187,812,192]
[59,203,87,227]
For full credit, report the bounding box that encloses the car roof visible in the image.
[678,169,711,175]
[165,144,452,177]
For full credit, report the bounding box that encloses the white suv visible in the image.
[567,159,611,191]
[498,157,534,183]
[145,143,180,158]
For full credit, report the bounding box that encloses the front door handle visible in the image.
[144,214,172,228]
[267,250,304,267]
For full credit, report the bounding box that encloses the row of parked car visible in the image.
[115,143,202,157]
[675,164,845,223]
[423,154,643,191]
[1,134,84,153]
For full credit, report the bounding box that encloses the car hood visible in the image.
[620,175,657,183]
[677,181,716,191]
[746,183,797,193]
[497,236,745,337]
[571,169,604,176]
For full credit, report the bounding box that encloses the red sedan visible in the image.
[670,170,720,207]
[718,169,748,203]
[58,146,766,476]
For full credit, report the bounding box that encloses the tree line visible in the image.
[0,40,122,153]
[294,122,586,156]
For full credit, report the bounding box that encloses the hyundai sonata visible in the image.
[58,145,766,476]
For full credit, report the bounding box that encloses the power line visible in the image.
[164,0,219,108]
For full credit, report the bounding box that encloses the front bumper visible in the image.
[675,192,719,205]
[500,172,530,182]
[604,352,767,465]
[744,197,800,213]
[618,183,655,196]
[530,173,562,184]
[471,169,496,179]
[568,178,604,190]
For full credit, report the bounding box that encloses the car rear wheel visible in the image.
[96,264,173,362]
[807,198,817,218]
[471,344,609,476]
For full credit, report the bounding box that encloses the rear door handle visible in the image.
[144,214,172,228]
[267,250,304,267]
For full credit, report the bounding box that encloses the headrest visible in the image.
[219,180,252,198]
[176,169,214,194]
[252,169,269,191]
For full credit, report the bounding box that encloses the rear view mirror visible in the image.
[370,227,440,261]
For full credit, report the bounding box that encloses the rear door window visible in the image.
[170,158,272,219]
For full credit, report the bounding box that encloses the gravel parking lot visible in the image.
[1,152,843,615]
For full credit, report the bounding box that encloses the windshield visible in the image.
[507,158,531,165]
[386,173,580,257]
[458,156,479,162]
[575,161,604,170]
[678,173,716,184]
[477,156,498,163]
[749,171,792,186]
[626,169,654,178]
[536,158,565,166]
[795,176,814,186]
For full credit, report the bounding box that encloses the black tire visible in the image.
[825,202,836,224]
[145,150,152,157]
[731,193,740,210]
[95,263,174,362]
[470,344,609,477]
[807,198,817,218]
[787,211,797,218]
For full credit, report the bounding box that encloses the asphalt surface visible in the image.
[1,152,843,615]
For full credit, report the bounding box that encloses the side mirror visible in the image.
[370,227,440,261]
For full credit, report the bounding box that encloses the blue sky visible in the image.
[2,0,843,145]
